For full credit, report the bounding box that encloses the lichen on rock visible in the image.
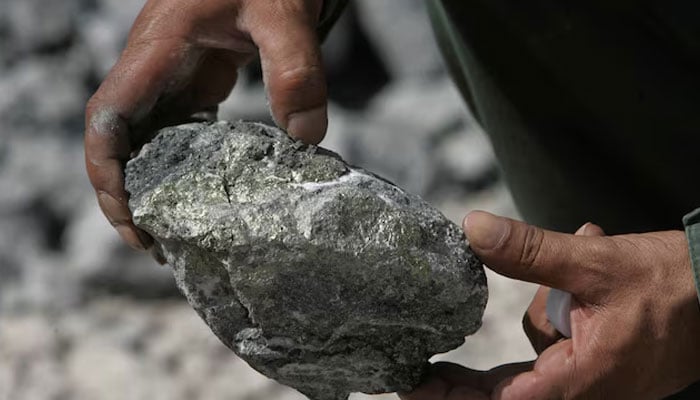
[125,121,488,400]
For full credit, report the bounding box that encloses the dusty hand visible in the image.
[401,211,700,399]
[85,0,327,250]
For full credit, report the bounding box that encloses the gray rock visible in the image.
[125,121,487,400]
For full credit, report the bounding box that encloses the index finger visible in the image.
[84,35,195,250]
[85,104,152,250]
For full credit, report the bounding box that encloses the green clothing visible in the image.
[425,3,700,396]
[427,0,700,233]
[323,1,700,395]
[426,0,700,310]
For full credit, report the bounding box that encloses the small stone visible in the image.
[125,121,487,400]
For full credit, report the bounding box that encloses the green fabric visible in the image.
[428,0,700,235]
[426,1,479,121]
[684,209,700,303]
[429,4,700,396]
[320,0,700,305]
[302,1,700,397]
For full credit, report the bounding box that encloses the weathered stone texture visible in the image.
[125,121,487,400]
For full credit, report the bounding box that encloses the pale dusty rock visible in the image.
[125,121,488,400]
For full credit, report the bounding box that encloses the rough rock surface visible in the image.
[125,121,487,400]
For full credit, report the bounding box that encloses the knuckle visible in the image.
[85,103,125,139]
[586,239,613,268]
[85,94,104,121]
[275,64,324,95]
[519,225,545,268]
[85,95,110,129]
[266,0,314,20]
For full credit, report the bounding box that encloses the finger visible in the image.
[187,50,240,110]
[523,223,606,352]
[431,362,486,389]
[84,113,152,250]
[576,222,605,237]
[432,362,535,394]
[493,340,574,400]
[399,363,496,400]
[462,211,613,295]
[132,49,245,144]
[523,286,561,354]
[398,373,450,400]
[446,387,490,400]
[245,0,328,144]
[85,35,196,250]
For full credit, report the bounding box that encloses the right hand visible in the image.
[85,0,328,250]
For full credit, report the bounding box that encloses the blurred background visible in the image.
[0,0,538,399]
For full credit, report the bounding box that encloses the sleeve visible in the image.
[317,0,349,40]
[682,208,700,303]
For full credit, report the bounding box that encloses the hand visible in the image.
[523,222,606,355]
[85,0,327,250]
[400,211,700,399]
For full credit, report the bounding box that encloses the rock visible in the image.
[125,121,487,400]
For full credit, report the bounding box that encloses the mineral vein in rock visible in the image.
[125,121,488,400]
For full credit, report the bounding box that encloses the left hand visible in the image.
[400,211,700,400]
[85,0,328,251]
[523,222,606,355]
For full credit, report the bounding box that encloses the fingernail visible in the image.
[136,229,154,249]
[575,223,589,235]
[151,247,167,265]
[287,105,327,144]
[97,192,130,225]
[115,225,147,251]
[583,222,605,236]
[463,211,508,250]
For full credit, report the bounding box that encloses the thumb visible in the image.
[245,0,327,144]
[463,211,612,295]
